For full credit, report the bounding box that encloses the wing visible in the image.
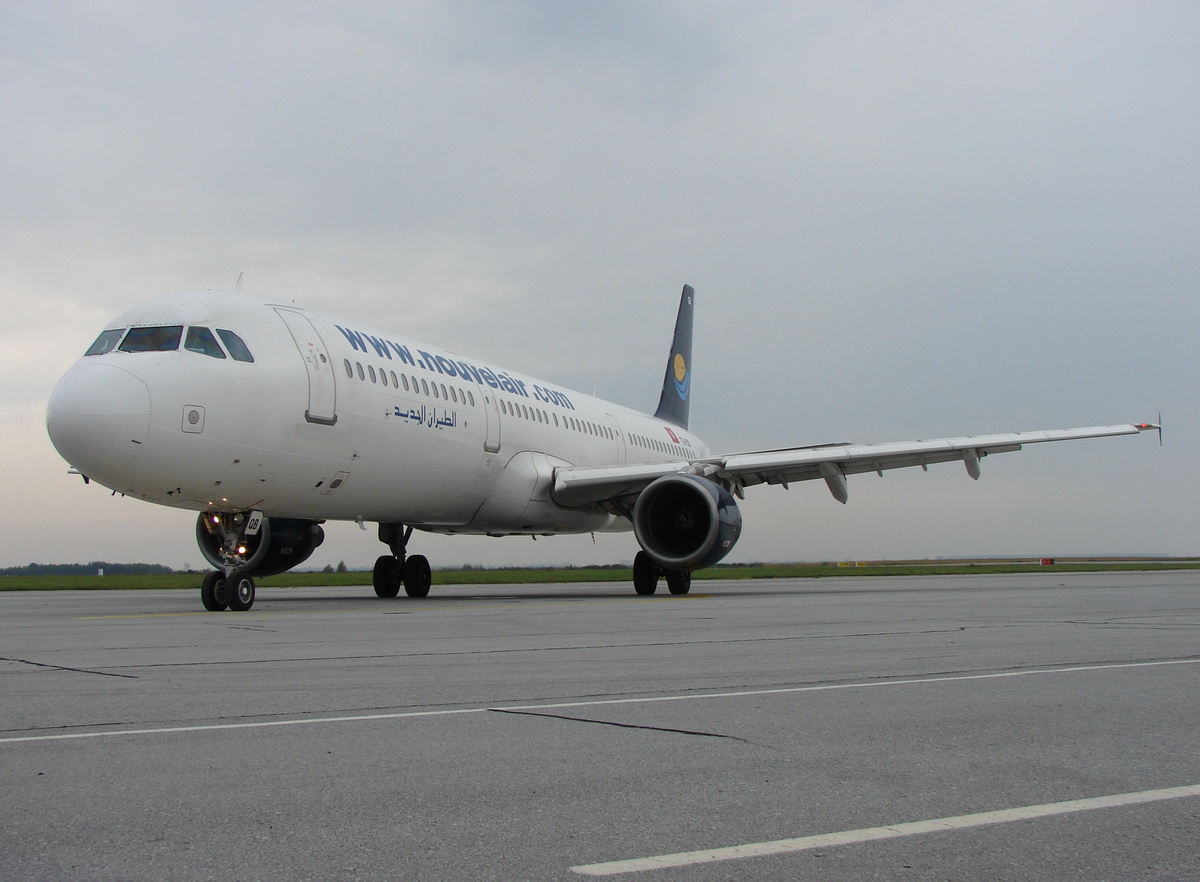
[552,422,1158,509]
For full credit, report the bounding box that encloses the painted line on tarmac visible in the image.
[2,658,1195,745]
[74,594,712,619]
[570,783,1200,875]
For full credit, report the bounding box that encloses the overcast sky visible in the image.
[3,1,1196,571]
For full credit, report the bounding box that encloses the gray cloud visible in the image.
[3,1,1194,568]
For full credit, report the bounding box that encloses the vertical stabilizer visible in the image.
[653,285,694,429]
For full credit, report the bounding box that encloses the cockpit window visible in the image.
[216,329,254,363]
[184,326,227,359]
[118,325,183,352]
[84,328,125,356]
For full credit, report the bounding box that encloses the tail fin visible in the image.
[653,284,694,429]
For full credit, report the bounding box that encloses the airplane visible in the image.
[46,284,1158,611]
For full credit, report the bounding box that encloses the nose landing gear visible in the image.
[196,511,263,612]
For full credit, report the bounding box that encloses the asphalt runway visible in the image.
[3,571,1198,880]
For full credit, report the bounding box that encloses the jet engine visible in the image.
[196,514,325,577]
[632,473,742,571]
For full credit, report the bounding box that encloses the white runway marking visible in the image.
[1,658,1195,744]
[571,784,1200,876]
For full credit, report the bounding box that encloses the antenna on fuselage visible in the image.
[235,272,244,292]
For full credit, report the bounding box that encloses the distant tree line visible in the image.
[0,562,174,576]
[0,560,785,578]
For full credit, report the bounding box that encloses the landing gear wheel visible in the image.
[633,551,660,596]
[403,555,432,597]
[666,569,692,595]
[373,555,402,598]
[200,571,229,611]
[226,569,256,611]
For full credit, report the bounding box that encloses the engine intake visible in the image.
[632,474,742,571]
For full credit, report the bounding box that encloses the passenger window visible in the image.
[119,325,183,352]
[215,329,254,363]
[84,328,124,356]
[344,359,353,378]
[368,365,377,383]
[356,362,365,381]
[381,370,389,387]
[402,375,410,392]
[184,326,227,359]
[390,371,398,387]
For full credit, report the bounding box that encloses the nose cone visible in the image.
[47,364,151,477]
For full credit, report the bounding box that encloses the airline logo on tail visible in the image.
[673,353,690,399]
[654,284,695,429]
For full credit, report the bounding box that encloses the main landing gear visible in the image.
[632,551,692,596]
[373,523,432,598]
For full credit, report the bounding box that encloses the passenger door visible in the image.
[274,308,337,425]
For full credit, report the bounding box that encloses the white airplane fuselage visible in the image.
[47,290,708,535]
[47,284,1155,610]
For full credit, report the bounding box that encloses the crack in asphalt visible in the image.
[0,656,139,679]
[4,657,1194,738]
[489,708,751,743]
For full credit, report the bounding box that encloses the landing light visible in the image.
[237,545,247,555]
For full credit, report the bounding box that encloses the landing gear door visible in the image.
[274,308,337,426]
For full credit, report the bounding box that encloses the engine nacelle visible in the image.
[196,514,325,577]
[632,474,742,571]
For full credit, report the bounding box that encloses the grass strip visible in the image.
[2,560,1196,591]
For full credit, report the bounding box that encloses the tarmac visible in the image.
[2,570,1198,880]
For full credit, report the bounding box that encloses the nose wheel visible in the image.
[226,569,256,611]
[200,571,228,611]
[199,568,256,611]
[196,511,263,612]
